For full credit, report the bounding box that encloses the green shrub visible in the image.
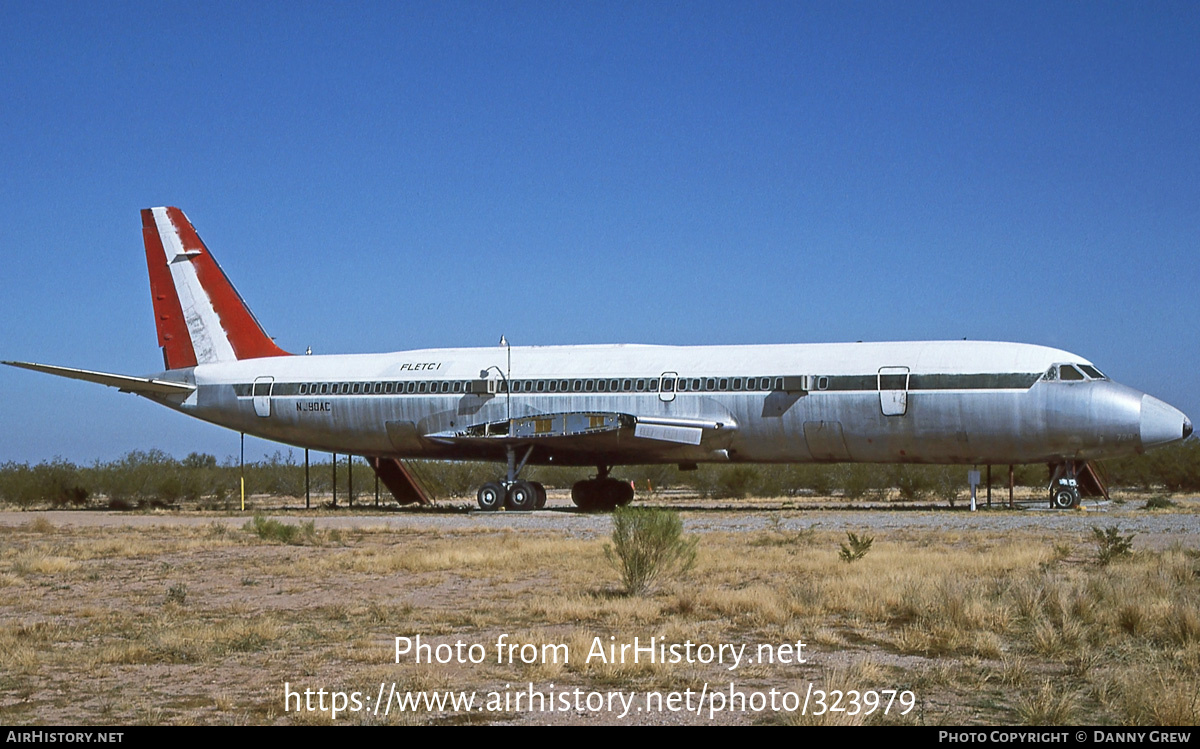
[1142,496,1176,510]
[605,507,697,595]
[1092,526,1135,566]
[838,531,874,563]
[244,515,317,545]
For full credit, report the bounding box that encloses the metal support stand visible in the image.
[305,449,310,509]
[332,453,337,507]
[348,456,354,507]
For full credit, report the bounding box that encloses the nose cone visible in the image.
[1141,395,1192,448]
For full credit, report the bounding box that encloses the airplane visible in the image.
[4,207,1193,512]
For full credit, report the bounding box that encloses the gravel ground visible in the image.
[4,494,1197,546]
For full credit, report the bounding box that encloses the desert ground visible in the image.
[2,491,1199,725]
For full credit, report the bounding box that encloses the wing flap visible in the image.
[2,361,196,396]
[425,411,732,448]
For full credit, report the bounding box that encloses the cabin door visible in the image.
[253,376,274,417]
[878,367,909,416]
[659,372,678,403]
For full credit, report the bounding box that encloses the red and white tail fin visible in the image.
[142,207,290,369]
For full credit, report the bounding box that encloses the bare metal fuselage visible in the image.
[151,340,1187,468]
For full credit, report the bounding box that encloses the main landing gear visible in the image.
[571,465,634,512]
[475,446,547,512]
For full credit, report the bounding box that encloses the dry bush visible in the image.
[605,507,697,595]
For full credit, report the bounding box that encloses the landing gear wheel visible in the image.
[1052,486,1080,509]
[507,481,539,512]
[477,482,505,512]
[615,481,634,507]
[571,478,635,512]
[571,479,599,511]
[533,482,547,509]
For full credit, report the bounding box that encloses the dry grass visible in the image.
[0,508,1198,725]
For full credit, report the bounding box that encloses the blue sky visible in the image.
[1,1,1196,464]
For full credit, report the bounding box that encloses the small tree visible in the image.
[605,507,697,595]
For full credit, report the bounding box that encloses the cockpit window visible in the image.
[1042,366,1058,382]
[1060,364,1085,381]
[1078,365,1105,379]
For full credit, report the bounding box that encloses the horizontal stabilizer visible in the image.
[2,361,196,396]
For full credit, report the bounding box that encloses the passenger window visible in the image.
[549,380,558,392]
[585,380,595,392]
[719,378,728,390]
[537,380,546,392]
[636,379,646,391]
[817,376,829,391]
[573,380,583,392]
[648,380,658,392]
[418,382,427,393]
[663,378,675,392]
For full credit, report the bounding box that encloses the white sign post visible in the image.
[968,470,981,512]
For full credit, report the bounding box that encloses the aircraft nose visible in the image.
[1141,395,1191,448]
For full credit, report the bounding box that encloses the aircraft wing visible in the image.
[2,361,197,396]
[425,412,733,450]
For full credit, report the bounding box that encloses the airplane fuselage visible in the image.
[153,339,1182,468]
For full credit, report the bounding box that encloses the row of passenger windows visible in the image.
[292,376,789,396]
[298,380,469,395]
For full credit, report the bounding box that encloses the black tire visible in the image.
[614,480,635,507]
[1052,486,1079,509]
[507,480,538,512]
[477,482,505,512]
[533,482,547,509]
[571,479,598,511]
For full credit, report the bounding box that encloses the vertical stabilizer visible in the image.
[142,207,290,369]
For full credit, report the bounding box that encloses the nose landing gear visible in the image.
[1048,460,1109,509]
